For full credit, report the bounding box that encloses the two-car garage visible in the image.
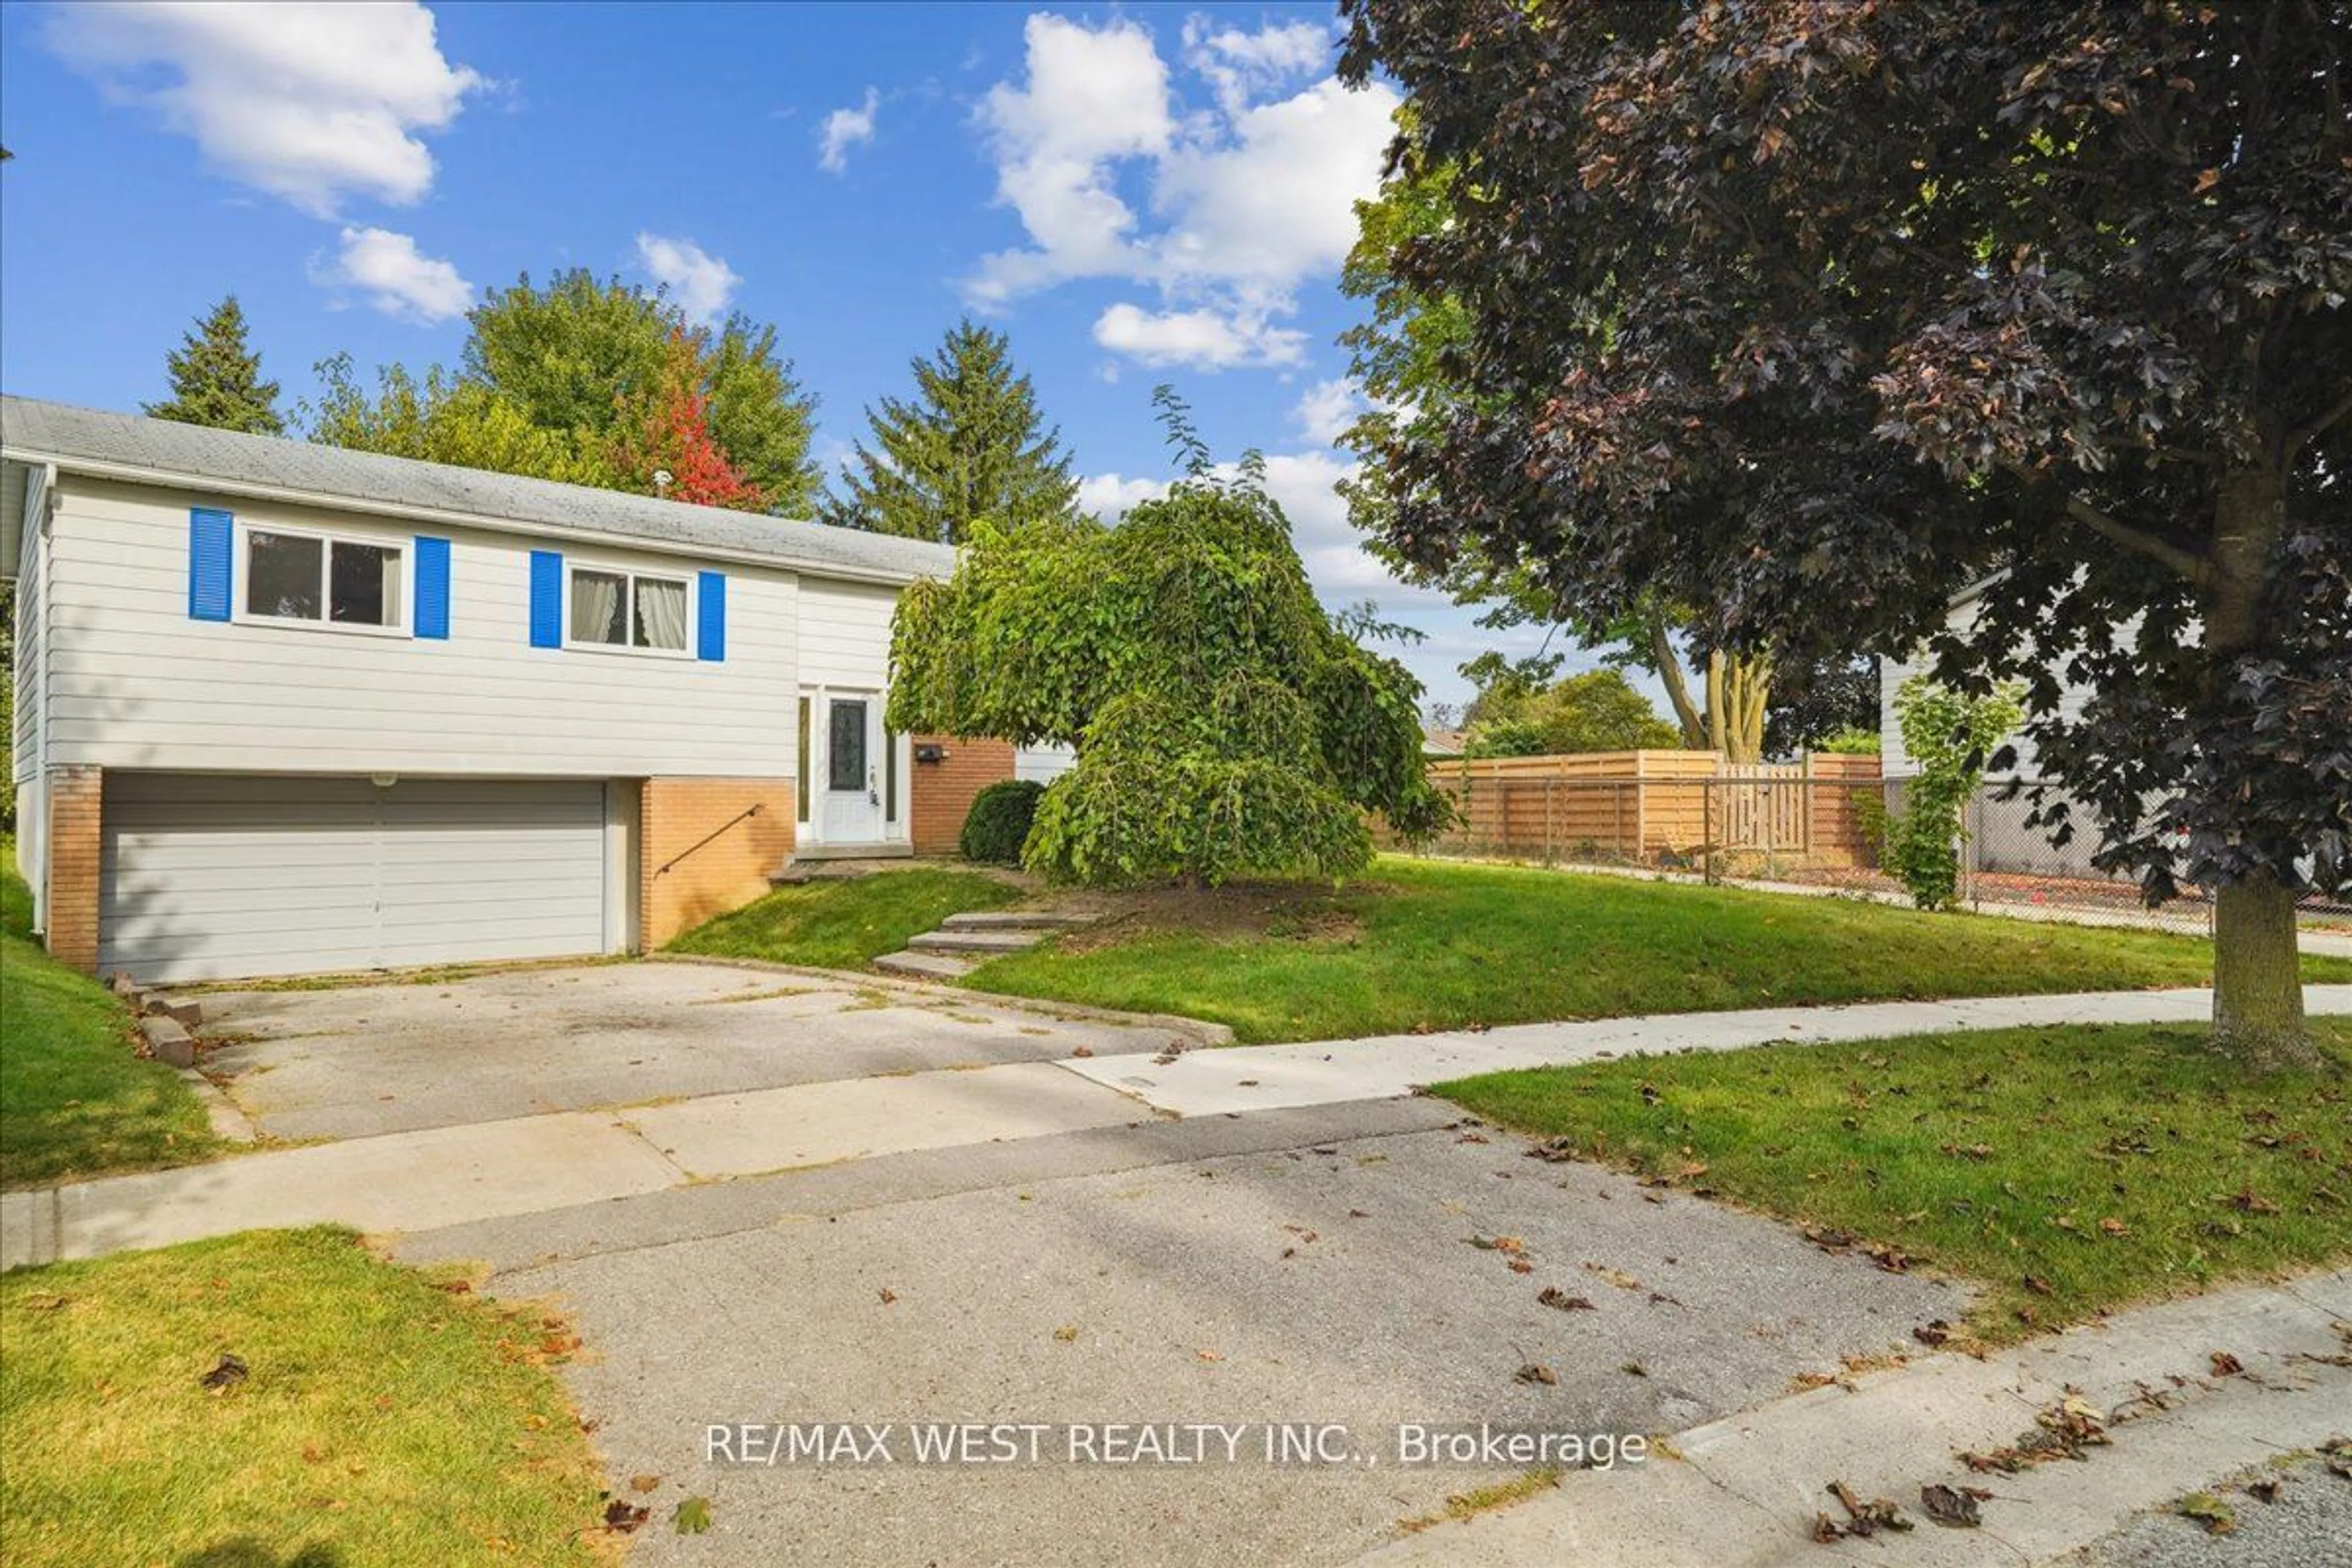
[99,774,619,984]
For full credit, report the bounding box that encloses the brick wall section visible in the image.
[908,736,1017,856]
[640,778,796,948]
[45,765,102,974]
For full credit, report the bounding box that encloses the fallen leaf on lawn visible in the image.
[2098,1217,2131,1237]
[2245,1479,2280,1504]
[1515,1362,1558,1385]
[1538,1287,1594,1312]
[673,1496,714,1535]
[1913,1321,1951,1348]
[1524,1137,1578,1163]
[1347,1208,1371,1219]
[603,1499,649,1534]
[1583,1264,1642,1291]
[199,1353,249,1392]
[2209,1351,2244,1378]
[1920,1482,1985,1528]
[1070,1045,1093,1058]
[878,1287,897,1305]
[2022,1274,2055,1297]
[630,1474,661,1494]
[1052,1324,1078,1343]
[2226,1188,2280,1214]
[1197,1349,1224,1363]
[1621,1361,1649,1378]
[1508,1259,1534,1275]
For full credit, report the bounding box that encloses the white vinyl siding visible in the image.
[42,477,799,778]
[100,774,609,981]
[797,579,897,688]
[11,468,48,926]
[1015,744,1076,785]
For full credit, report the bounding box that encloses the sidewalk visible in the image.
[1063,983,2352,1117]
[1350,1270,2352,1568]
[7,984,2349,1269]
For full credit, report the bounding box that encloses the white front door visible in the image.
[819,693,884,843]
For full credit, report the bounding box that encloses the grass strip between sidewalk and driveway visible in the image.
[668,866,1020,970]
[0,1227,613,1567]
[1434,1017,2352,1344]
[2,839,222,1189]
[963,856,2352,1044]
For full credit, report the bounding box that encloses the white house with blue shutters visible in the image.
[1,396,1062,982]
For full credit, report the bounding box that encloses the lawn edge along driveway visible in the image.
[0,1226,616,1567]
[2,840,222,1189]
[1433,1016,2352,1344]
[963,856,2352,1044]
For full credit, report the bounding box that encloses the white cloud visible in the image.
[1091,302,1305,371]
[1077,472,1167,518]
[818,87,880,173]
[1294,377,1366,445]
[635,233,741,324]
[45,1,483,216]
[1181,15,1332,116]
[965,15,1398,368]
[315,226,473,322]
[970,15,1174,304]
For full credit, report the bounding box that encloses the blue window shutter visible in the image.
[188,508,233,621]
[414,537,451,639]
[696,570,726,662]
[529,550,563,647]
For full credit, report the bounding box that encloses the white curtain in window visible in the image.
[636,577,688,650]
[571,571,624,644]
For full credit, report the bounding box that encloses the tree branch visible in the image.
[2286,386,2352,456]
[1999,461,2214,585]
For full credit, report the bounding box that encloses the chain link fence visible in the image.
[1398,772,2350,939]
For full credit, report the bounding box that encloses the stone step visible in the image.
[907,928,1047,955]
[873,950,976,980]
[769,862,875,886]
[140,1015,197,1070]
[145,993,203,1029]
[939,910,1096,932]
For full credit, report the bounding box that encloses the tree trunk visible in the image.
[2203,464,2314,1069]
[1649,618,1708,748]
[2212,871,2318,1071]
[1704,650,1727,755]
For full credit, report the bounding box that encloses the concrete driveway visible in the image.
[198,959,1185,1142]
[400,1102,1962,1568]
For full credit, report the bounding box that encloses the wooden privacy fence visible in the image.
[1392,750,1884,870]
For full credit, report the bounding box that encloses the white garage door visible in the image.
[101,774,609,982]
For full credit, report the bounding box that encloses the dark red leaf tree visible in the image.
[1340,0,2351,1067]
[609,328,769,513]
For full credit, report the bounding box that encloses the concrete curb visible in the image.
[650,951,1235,1046]
[1350,1272,2352,1568]
[178,1069,257,1144]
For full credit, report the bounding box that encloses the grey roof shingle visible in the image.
[1,394,954,583]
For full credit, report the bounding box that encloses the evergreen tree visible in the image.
[145,296,284,435]
[823,320,1076,542]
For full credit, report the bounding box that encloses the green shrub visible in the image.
[1816,726,1882,756]
[1882,677,2025,910]
[960,779,1044,865]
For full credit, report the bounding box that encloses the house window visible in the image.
[568,567,688,652]
[243,528,404,630]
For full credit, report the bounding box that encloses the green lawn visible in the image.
[0,1227,613,1567]
[1437,1018,2352,1342]
[669,866,1020,969]
[965,856,2352,1044]
[2,839,222,1188]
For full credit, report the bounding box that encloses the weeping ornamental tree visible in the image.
[886,405,1449,886]
[1341,0,2351,1068]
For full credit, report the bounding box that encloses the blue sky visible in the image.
[0,1,1570,711]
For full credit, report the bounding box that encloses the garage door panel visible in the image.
[101,775,610,982]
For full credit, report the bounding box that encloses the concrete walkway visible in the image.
[1065,984,2352,1118]
[7,984,2348,1270]
[1351,1270,2352,1568]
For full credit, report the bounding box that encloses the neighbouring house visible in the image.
[2,396,1071,983]
[1420,726,1466,759]
[1877,575,2111,880]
